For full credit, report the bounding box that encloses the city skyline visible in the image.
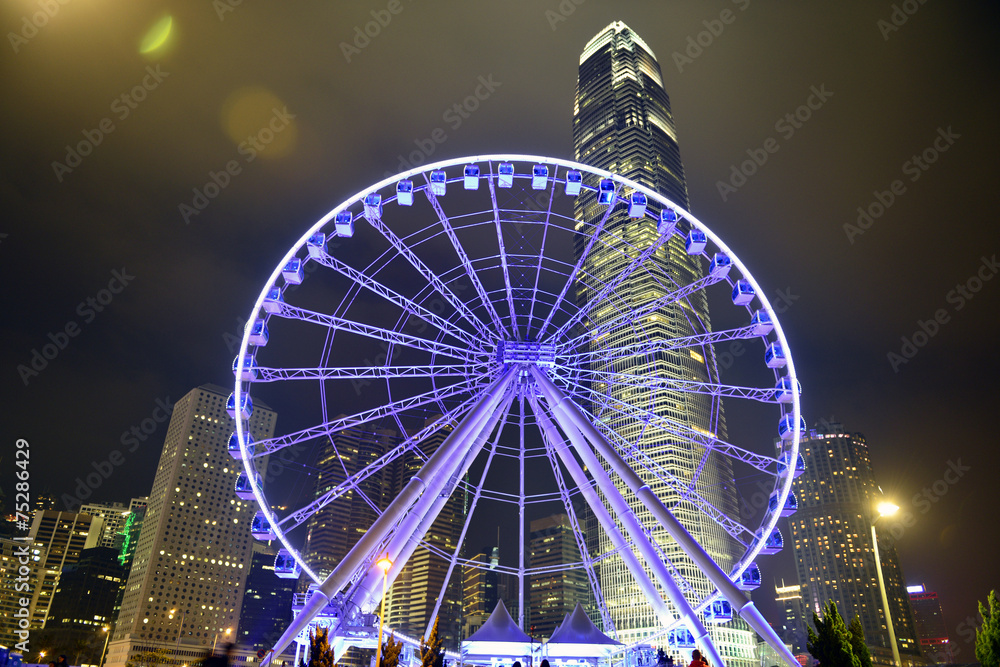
[2,3,998,663]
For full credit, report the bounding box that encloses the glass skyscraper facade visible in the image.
[573,21,753,665]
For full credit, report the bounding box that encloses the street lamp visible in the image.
[871,501,902,667]
[374,556,393,667]
[212,628,233,653]
[169,609,186,663]
[99,625,113,667]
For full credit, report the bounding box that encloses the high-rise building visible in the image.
[573,21,753,664]
[27,510,104,628]
[302,423,398,579]
[907,585,951,662]
[774,581,808,656]
[0,537,46,647]
[463,546,518,639]
[237,542,295,652]
[46,546,125,631]
[105,384,277,667]
[384,418,465,650]
[80,498,148,551]
[789,423,920,667]
[528,514,589,640]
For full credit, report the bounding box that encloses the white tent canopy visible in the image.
[543,604,621,661]
[462,600,535,666]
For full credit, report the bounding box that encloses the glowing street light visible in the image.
[99,625,113,667]
[212,627,233,653]
[374,556,393,667]
[871,500,902,667]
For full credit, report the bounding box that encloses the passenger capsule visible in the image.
[396,179,414,206]
[658,209,680,236]
[769,490,798,517]
[709,253,732,278]
[274,549,302,579]
[749,309,773,335]
[498,163,514,188]
[363,194,382,220]
[234,470,262,500]
[464,165,480,190]
[732,279,754,306]
[262,287,284,314]
[233,355,257,381]
[306,233,326,259]
[335,211,355,237]
[565,170,583,196]
[685,230,707,254]
[532,164,549,190]
[778,414,806,440]
[250,511,276,539]
[737,563,762,590]
[282,258,304,285]
[765,343,787,369]
[598,179,615,205]
[227,431,253,460]
[226,392,253,420]
[429,170,447,196]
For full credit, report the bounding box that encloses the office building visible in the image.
[27,510,104,628]
[237,542,295,652]
[0,537,46,646]
[80,498,148,551]
[573,21,753,664]
[789,423,920,667]
[46,546,125,630]
[104,384,277,667]
[774,581,808,656]
[528,514,590,639]
[463,546,518,639]
[908,585,950,662]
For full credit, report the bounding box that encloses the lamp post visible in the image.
[212,628,232,653]
[374,556,393,667]
[99,625,113,667]
[170,609,186,663]
[871,501,902,667]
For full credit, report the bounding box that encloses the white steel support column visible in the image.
[531,375,725,667]
[531,398,675,629]
[530,367,799,667]
[267,368,516,662]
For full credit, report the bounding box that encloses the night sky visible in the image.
[2,2,998,659]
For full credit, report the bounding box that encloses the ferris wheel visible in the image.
[230,155,803,667]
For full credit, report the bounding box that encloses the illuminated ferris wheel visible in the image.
[229,155,803,667]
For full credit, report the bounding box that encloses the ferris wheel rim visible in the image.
[232,153,801,614]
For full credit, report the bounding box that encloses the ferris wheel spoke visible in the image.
[557,324,764,361]
[556,272,727,352]
[574,399,757,546]
[559,377,779,473]
[563,368,779,403]
[311,250,484,350]
[422,185,509,338]
[521,170,558,341]
[251,363,483,383]
[252,378,483,456]
[275,302,484,364]
[533,182,621,341]
[364,212,498,342]
[543,220,672,345]
[487,171,521,341]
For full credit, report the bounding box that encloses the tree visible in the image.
[977,590,1000,667]
[381,633,402,667]
[301,627,335,667]
[807,600,859,667]
[847,616,872,667]
[419,618,443,667]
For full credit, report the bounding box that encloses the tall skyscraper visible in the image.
[573,21,752,664]
[463,546,518,639]
[27,509,104,628]
[237,542,296,652]
[528,514,590,639]
[789,422,920,667]
[907,585,951,662]
[105,384,276,667]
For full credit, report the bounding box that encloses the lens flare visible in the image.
[140,16,173,55]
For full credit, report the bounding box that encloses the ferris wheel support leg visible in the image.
[531,380,725,667]
[531,398,676,630]
[530,368,799,667]
[266,368,516,663]
[349,391,513,620]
